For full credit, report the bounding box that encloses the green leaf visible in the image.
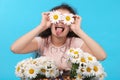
[32,74,46,80]
[83,76,96,80]
[70,63,79,78]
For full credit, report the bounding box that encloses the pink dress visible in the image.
[35,36,84,70]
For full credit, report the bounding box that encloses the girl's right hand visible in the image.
[40,12,52,31]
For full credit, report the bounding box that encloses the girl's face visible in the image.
[51,9,71,38]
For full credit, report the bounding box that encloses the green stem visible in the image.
[70,63,79,78]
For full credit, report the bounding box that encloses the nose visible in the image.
[59,20,64,24]
[57,20,65,27]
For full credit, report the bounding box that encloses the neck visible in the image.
[51,35,66,47]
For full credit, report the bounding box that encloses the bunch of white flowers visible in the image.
[15,56,60,80]
[66,48,106,80]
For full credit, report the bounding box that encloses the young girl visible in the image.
[11,4,106,79]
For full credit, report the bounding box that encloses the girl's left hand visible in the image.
[70,15,82,34]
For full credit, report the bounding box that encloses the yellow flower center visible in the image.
[33,61,37,64]
[100,74,103,78]
[94,66,98,72]
[100,73,104,78]
[78,74,82,79]
[50,70,53,74]
[74,51,78,54]
[81,57,86,62]
[53,15,58,20]
[70,49,74,52]
[66,16,70,21]
[86,67,91,72]
[74,55,79,59]
[17,67,20,72]
[29,69,34,74]
[88,57,93,61]
[41,69,46,73]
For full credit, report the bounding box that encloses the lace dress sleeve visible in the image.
[70,37,84,48]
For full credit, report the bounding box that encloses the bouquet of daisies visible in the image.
[66,48,106,80]
[15,56,61,80]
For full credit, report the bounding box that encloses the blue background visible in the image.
[0,0,120,80]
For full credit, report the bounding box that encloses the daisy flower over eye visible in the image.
[63,13,74,25]
[49,11,61,24]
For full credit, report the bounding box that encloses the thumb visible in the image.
[47,21,52,27]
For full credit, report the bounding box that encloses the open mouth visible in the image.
[55,27,65,32]
[55,26,65,35]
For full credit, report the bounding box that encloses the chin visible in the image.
[52,33,67,38]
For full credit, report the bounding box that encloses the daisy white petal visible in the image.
[24,64,39,79]
[63,13,74,25]
[49,10,61,24]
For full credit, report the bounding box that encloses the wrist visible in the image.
[39,22,45,28]
[76,29,85,37]
[37,24,46,32]
[74,26,82,34]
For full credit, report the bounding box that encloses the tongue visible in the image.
[56,28,63,35]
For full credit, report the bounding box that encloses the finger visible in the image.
[42,12,50,15]
[77,15,82,21]
[74,15,82,19]
[73,15,79,18]
[45,12,50,15]
[72,18,80,25]
[73,15,78,21]
[73,15,77,18]
[42,12,50,20]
